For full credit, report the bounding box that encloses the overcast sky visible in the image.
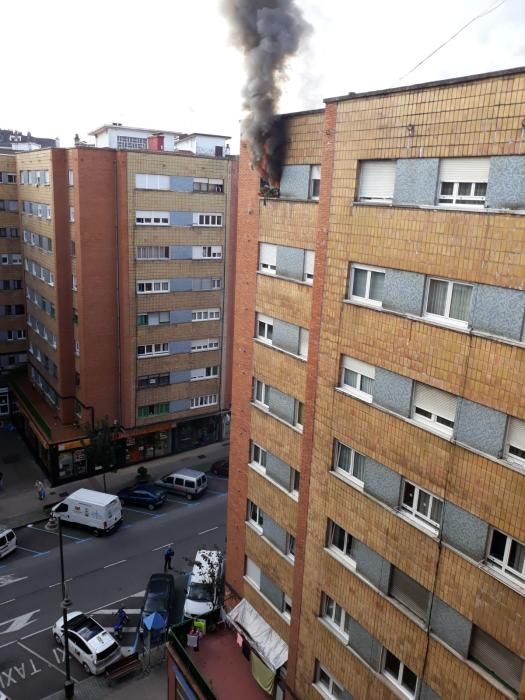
[5,0,525,149]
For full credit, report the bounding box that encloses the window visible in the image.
[349,264,385,306]
[247,500,263,530]
[69,206,75,223]
[191,308,221,322]
[250,442,267,468]
[137,343,169,358]
[253,379,269,408]
[298,328,309,358]
[75,400,82,419]
[72,275,78,291]
[321,593,350,639]
[68,169,74,186]
[282,593,292,619]
[46,205,52,219]
[287,534,296,560]
[138,402,170,417]
[194,245,222,259]
[245,557,261,588]
[11,254,21,265]
[332,440,365,485]
[358,160,396,202]
[138,373,170,388]
[327,520,354,563]
[487,528,525,584]
[340,356,375,402]
[314,662,344,700]
[211,278,222,289]
[256,313,273,342]
[389,567,430,620]
[259,243,277,274]
[303,250,315,283]
[190,394,218,408]
[424,278,472,326]
[469,626,523,694]
[438,158,489,207]
[401,480,443,530]
[117,135,148,150]
[412,383,457,437]
[294,401,304,430]
[193,213,223,227]
[75,340,80,356]
[190,366,219,381]
[135,174,169,190]
[0,227,18,238]
[309,165,321,200]
[135,210,170,226]
[382,650,418,698]
[193,177,224,192]
[71,240,76,257]
[504,417,525,469]
[137,280,170,294]
[191,338,219,352]
[136,246,170,260]
[138,311,170,326]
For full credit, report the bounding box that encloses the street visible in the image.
[0,474,228,699]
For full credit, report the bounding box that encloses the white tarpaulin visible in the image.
[227,599,288,672]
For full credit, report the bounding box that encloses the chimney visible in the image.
[147,134,165,151]
[74,134,80,146]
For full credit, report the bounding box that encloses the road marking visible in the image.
[165,497,193,506]
[198,526,219,535]
[0,598,15,607]
[49,577,72,589]
[17,641,80,682]
[16,545,50,556]
[152,543,172,552]
[0,639,17,649]
[153,512,167,518]
[26,524,84,541]
[95,609,142,616]
[74,538,92,544]
[103,559,126,569]
[0,574,28,588]
[0,609,39,635]
[122,506,158,517]
[87,591,145,615]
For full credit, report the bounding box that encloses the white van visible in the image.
[183,550,224,619]
[51,489,122,536]
[0,526,16,559]
[155,468,207,500]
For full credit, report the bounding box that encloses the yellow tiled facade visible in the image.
[228,68,525,700]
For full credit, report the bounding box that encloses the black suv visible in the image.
[139,573,175,635]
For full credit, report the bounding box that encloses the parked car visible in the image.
[210,459,229,477]
[184,549,225,619]
[155,468,207,500]
[139,573,175,635]
[0,525,16,559]
[52,611,121,675]
[117,484,167,510]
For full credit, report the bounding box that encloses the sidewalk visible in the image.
[0,430,229,529]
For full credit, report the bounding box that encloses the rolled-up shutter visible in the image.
[358,161,396,201]
[389,567,430,620]
[414,384,457,422]
[439,158,490,182]
[507,417,525,451]
[469,627,523,693]
[209,178,223,185]
[342,356,375,379]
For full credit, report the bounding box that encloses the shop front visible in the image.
[57,440,89,481]
[124,429,171,465]
[172,414,222,453]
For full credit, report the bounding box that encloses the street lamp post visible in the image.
[47,515,75,699]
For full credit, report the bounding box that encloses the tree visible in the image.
[182,547,225,610]
[83,416,119,492]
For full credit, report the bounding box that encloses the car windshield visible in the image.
[144,593,168,613]
[188,583,213,602]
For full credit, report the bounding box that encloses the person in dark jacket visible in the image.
[164,545,174,572]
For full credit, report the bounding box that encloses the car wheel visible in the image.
[82,662,92,675]
[93,529,100,537]
[147,503,155,511]
[54,633,62,646]
[186,493,193,500]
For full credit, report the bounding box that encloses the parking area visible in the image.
[2,475,227,567]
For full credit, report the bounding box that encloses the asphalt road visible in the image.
[0,475,228,699]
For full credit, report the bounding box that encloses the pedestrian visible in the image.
[164,545,174,572]
[35,479,46,500]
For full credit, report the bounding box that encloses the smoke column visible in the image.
[222,0,311,184]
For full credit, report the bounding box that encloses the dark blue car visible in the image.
[117,484,167,510]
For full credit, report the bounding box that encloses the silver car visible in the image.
[155,468,207,500]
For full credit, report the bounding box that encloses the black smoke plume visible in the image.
[222,0,311,185]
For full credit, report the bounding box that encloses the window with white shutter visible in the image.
[309,165,321,200]
[259,243,277,274]
[303,250,315,283]
[504,417,525,468]
[469,626,523,694]
[438,158,490,206]
[340,356,375,402]
[389,567,430,620]
[299,328,309,358]
[358,161,396,202]
[412,383,457,436]
[245,557,261,588]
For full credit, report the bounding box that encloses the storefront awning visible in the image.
[226,599,288,672]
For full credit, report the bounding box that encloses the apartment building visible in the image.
[10,135,237,483]
[227,66,525,700]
